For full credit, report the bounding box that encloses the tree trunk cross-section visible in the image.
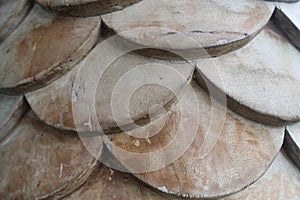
[0,5,101,95]
[0,112,103,199]
[195,23,300,126]
[285,123,300,170]
[36,0,142,17]
[106,82,284,199]
[102,0,274,59]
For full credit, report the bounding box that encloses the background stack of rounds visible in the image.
[0,0,299,199]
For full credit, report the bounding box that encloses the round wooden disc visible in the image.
[271,1,300,50]
[25,34,194,133]
[284,123,300,169]
[0,112,103,199]
[0,94,27,142]
[102,0,274,59]
[106,82,284,199]
[36,0,142,17]
[64,165,178,200]
[0,5,101,95]
[0,0,33,42]
[222,151,300,199]
[195,23,300,126]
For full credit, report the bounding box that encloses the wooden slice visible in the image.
[0,94,27,142]
[284,123,300,169]
[102,0,274,59]
[222,151,300,199]
[0,5,101,95]
[105,82,284,199]
[25,34,194,133]
[36,0,142,17]
[0,112,103,199]
[0,0,33,43]
[271,1,300,50]
[63,165,179,200]
[195,23,300,126]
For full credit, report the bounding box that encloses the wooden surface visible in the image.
[102,0,274,59]
[0,0,33,42]
[0,5,101,95]
[285,123,300,170]
[26,34,194,133]
[36,0,142,17]
[106,82,284,199]
[0,94,27,142]
[0,112,102,199]
[271,1,300,50]
[195,23,300,126]
[222,151,300,199]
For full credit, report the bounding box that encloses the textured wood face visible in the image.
[285,123,300,169]
[102,0,274,59]
[64,166,177,200]
[222,151,300,200]
[36,0,142,17]
[271,1,300,50]
[106,82,284,199]
[0,112,102,199]
[0,0,33,42]
[25,34,194,133]
[195,24,300,126]
[0,94,27,142]
[0,5,101,95]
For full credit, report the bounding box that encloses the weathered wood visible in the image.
[0,94,27,142]
[102,0,274,59]
[284,123,300,169]
[0,5,101,95]
[271,1,300,50]
[195,23,300,126]
[222,151,300,199]
[106,82,284,199]
[36,0,142,17]
[25,33,194,133]
[0,112,102,199]
[0,0,33,42]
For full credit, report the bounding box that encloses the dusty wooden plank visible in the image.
[0,94,27,142]
[284,123,300,170]
[222,151,300,199]
[195,23,300,126]
[0,112,103,199]
[102,0,274,59]
[271,1,300,50]
[0,0,33,43]
[25,33,194,133]
[0,5,101,95]
[105,82,284,199]
[36,0,142,17]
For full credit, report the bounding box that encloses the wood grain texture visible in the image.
[0,5,101,95]
[271,1,300,50]
[25,33,194,134]
[284,123,300,170]
[222,151,300,200]
[0,112,102,199]
[195,23,300,126]
[106,82,284,199]
[0,0,33,42]
[0,94,27,142]
[102,0,274,59]
[36,0,142,17]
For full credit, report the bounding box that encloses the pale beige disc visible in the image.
[195,24,300,125]
[0,112,103,199]
[102,0,274,59]
[0,5,101,94]
[106,82,284,199]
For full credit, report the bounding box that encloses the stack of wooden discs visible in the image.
[0,0,299,199]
